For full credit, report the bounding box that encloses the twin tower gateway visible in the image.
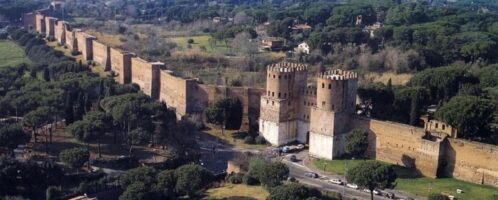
[259,62,358,160]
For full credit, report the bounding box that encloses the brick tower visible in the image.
[309,69,358,159]
[259,62,308,145]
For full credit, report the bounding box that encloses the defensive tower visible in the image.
[309,69,358,159]
[259,62,308,145]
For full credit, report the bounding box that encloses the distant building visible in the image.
[363,22,383,38]
[261,37,284,51]
[295,42,310,54]
[291,23,312,31]
[212,16,228,24]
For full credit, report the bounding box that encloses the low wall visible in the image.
[444,138,498,187]
[159,70,198,118]
[352,117,442,178]
[93,41,111,71]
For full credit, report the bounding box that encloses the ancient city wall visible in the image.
[110,48,133,84]
[443,138,498,187]
[159,70,196,117]
[35,14,45,34]
[54,20,66,44]
[23,13,36,29]
[75,31,95,61]
[45,17,56,38]
[65,29,77,51]
[131,57,161,100]
[352,117,442,178]
[92,41,111,71]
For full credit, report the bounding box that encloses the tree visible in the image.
[174,164,213,197]
[259,163,289,188]
[0,123,30,153]
[66,110,109,157]
[119,182,152,200]
[344,129,369,158]
[58,148,90,170]
[120,166,156,188]
[436,95,495,140]
[267,183,321,200]
[347,161,397,200]
[204,98,243,133]
[155,169,176,197]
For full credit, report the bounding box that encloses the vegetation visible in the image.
[204,97,243,130]
[59,148,90,170]
[267,183,322,200]
[205,184,269,200]
[344,129,369,158]
[314,158,498,199]
[0,41,32,68]
[346,161,397,200]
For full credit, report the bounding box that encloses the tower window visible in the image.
[442,125,445,130]
[328,84,331,89]
[322,101,325,106]
[322,83,324,88]
[272,92,274,97]
[273,75,275,78]
[284,93,287,98]
[435,123,438,128]
[267,91,270,96]
[278,93,281,98]
[272,101,274,105]
[278,75,281,79]
[332,104,335,110]
[266,100,269,104]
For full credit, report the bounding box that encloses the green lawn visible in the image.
[313,159,498,199]
[204,184,269,200]
[171,35,229,53]
[0,40,31,67]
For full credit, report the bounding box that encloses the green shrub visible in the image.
[226,173,244,184]
[242,173,258,185]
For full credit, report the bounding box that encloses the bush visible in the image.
[244,136,254,144]
[187,38,194,44]
[226,172,244,184]
[428,194,450,200]
[255,135,266,144]
[242,173,258,185]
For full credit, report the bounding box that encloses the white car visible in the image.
[296,144,305,150]
[329,179,343,185]
[362,189,381,195]
[346,183,359,189]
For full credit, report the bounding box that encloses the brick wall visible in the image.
[92,41,111,71]
[76,31,96,61]
[54,20,66,44]
[35,14,45,34]
[110,48,133,84]
[131,57,161,99]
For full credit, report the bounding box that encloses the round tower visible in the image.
[316,69,358,113]
[265,62,308,100]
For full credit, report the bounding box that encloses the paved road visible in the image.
[196,132,417,200]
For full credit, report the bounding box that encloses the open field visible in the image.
[313,159,498,199]
[0,40,31,67]
[172,35,229,53]
[204,184,269,200]
[84,29,125,48]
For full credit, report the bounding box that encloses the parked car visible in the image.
[282,146,290,153]
[296,144,305,150]
[362,189,381,195]
[329,179,343,185]
[346,183,359,189]
[304,172,318,178]
[383,192,395,199]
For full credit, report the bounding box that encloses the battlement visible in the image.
[318,69,358,80]
[267,62,308,73]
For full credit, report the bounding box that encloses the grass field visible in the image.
[0,40,31,67]
[204,184,269,200]
[203,127,267,150]
[313,159,498,199]
[172,35,229,53]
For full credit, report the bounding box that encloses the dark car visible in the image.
[304,172,319,178]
